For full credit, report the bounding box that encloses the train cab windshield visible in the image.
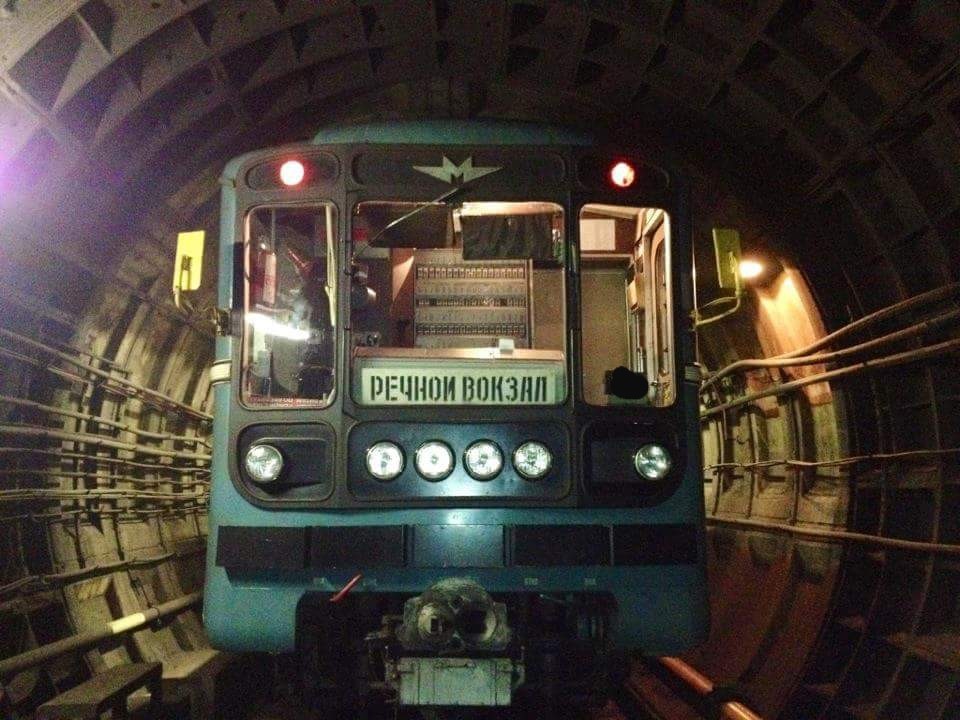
[578,204,675,407]
[238,200,676,410]
[350,200,567,406]
[241,204,338,407]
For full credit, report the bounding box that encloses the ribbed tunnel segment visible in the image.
[1,2,959,718]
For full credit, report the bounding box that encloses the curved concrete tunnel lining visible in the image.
[1,1,959,718]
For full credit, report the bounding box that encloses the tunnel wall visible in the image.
[1,2,959,718]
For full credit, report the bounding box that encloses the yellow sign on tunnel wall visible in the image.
[173,230,205,292]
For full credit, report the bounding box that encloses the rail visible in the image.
[701,307,960,392]
[0,447,210,476]
[0,394,210,447]
[0,546,206,600]
[657,657,764,720]
[0,504,207,525]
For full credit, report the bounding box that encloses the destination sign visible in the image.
[360,367,559,405]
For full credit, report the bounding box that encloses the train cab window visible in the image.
[350,200,566,406]
[578,205,675,407]
[242,204,338,407]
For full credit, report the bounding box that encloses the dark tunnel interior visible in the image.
[0,1,959,718]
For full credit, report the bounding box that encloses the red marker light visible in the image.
[279,159,305,186]
[609,161,636,188]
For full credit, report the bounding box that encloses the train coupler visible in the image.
[373,578,525,707]
[384,656,525,707]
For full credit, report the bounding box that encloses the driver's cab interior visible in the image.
[349,200,674,408]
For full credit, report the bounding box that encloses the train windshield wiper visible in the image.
[351,184,470,265]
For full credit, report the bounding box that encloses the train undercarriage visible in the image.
[297,579,624,717]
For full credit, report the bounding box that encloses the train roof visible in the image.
[310,120,594,146]
[222,120,595,182]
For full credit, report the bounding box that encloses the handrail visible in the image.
[0,592,202,679]
[0,327,212,422]
[707,516,960,556]
[703,281,960,387]
[0,424,210,462]
[701,337,960,418]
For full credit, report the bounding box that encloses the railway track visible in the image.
[238,655,760,720]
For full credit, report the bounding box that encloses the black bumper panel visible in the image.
[216,523,699,572]
[216,526,307,571]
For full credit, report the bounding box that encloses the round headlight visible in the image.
[463,440,504,481]
[415,441,455,481]
[633,444,672,480]
[513,441,552,480]
[366,441,404,482]
[244,444,284,484]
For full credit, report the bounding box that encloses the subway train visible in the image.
[197,120,708,711]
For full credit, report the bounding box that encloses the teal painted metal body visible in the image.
[204,385,708,654]
[311,120,595,146]
[205,120,708,656]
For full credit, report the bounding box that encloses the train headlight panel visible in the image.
[366,441,404,482]
[513,441,552,480]
[464,441,504,481]
[244,444,284,484]
[633,443,672,480]
[415,441,455,481]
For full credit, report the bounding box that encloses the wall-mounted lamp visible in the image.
[738,258,765,281]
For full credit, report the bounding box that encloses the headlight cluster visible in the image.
[248,439,669,486]
[363,439,552,482]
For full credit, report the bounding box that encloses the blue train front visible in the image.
[203,121,708,710]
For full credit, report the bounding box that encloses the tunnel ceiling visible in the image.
[2,2,960,720]
[0,0,958,282]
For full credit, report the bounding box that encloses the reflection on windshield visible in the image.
[350,201,566,406]
[243,205,337,406]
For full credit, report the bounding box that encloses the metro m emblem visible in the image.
[412,156,501,185]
